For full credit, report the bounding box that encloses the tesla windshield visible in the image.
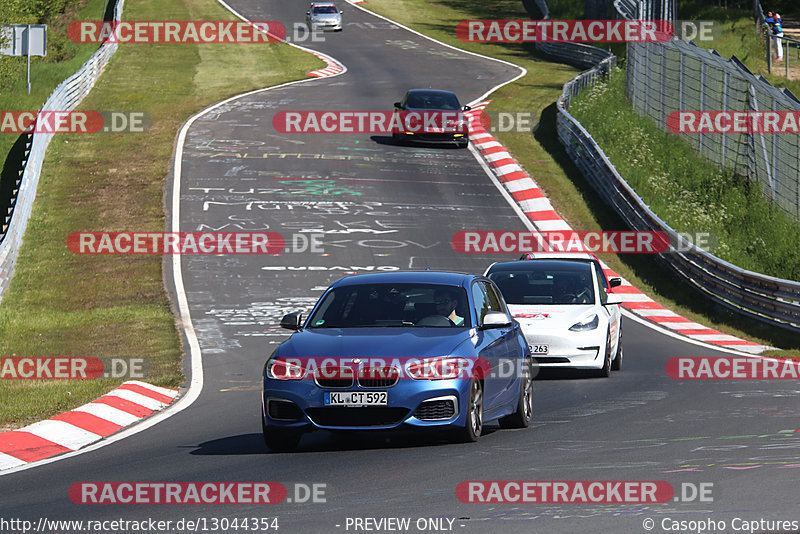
[487,261,595,305]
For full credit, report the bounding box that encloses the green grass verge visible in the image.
[0,0,323,428]
[360,0,800,357]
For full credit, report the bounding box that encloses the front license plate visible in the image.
[530,344,549,355]
[324,391,388,406]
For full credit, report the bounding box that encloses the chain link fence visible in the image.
[623,2,800,221]
[0,1,125,302]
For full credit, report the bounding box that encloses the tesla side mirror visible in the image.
[481,311,512,329]
[280,312,302,330]
[609,277,622,288]
[462,105,471,111]
[306,11,310,14]
[393,102,402,109]
[605,294,623,306]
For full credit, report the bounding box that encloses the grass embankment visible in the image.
[679,2,800,93]
[0,0,322,428]
[571,69,800,281]
[362,0,800,356]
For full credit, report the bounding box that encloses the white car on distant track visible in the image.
[306,2,343,31]
[485,253,623,377]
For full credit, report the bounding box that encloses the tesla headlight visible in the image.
[569,314,599,332]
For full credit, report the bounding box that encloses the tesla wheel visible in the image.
[454,379,483,442]
[611,335,623,371]
[262,417,301,452]
[499,363,533,429]
[457,139,469,149]
[596,329,612,378]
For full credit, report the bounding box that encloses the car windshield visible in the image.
[307,283,470,328]
[488,262,595,305]
[405,92,461,110]
[312,6,338,14]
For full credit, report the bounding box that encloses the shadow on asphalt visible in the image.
[191,425,504,455]
[369,135,467,149]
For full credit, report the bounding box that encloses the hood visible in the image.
[310,14,341,21]
[507,304,596,331]
[274,328,473,360]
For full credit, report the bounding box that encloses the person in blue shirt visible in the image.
[765,11,784,60]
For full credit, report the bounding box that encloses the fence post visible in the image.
[722,71,728,164]
[766,30,771,74]
[699,61,706,155]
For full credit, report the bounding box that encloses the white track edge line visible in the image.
[0,0,349,478]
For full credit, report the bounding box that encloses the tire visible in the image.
[499,362,533,429]
[454,379,483,442]
[262,416,301,452]
[611,335,623,371]
[457,139,469,149]
[596,329,612,378]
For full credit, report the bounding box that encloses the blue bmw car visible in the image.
[261,271,533,451]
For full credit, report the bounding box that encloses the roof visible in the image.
[406,88,458,96]
[329,271,476,289]
[487,260,593,272]
[519,252,598,261]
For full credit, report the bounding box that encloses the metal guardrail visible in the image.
[531,0,800,332]
[0,1,125,302]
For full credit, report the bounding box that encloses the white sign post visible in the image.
[0,24,47,94]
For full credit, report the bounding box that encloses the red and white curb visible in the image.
[0,381,178,470]
[465,102,771,355]
[306,49,345,78]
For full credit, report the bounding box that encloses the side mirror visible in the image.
[280,312,302,330]
[481,311,512,329]
[306,11,310,14]
[605,294,623,306]
[462,105,471,111]
[609,277,622,289]
[393,101,402,109]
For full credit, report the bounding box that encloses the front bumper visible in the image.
[309,20,343,31]
[262,378,469,432]
[524,330,604,369]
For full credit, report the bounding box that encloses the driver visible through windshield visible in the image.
[307,283,471,328]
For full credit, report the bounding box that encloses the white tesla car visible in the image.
[485,253,623,377]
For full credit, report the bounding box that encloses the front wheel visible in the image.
[611,335,623,371]
[596,329,612,378]
[453,379,483,442]
[499,364,533,429]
